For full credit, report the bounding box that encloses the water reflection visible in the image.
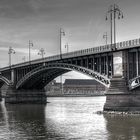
[104,114,140,140]
[45,97,107,140]
[0,102,47,140]
[1,97,140,140]
[0,100,74,140]
[0,97,108,140]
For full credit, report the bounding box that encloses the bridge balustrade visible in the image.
[92,48,95,52]
[114,38,140,50]
[95,47,98,52]
[135,38,139,45]
[132,40,135,46]
[1,38,140,75]
[116,43,119,48]
[125,41,129,47]
[94,47,97,52]
[97,47,99,52]
[59,44,112,60]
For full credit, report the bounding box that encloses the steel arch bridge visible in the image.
[0,37,140,111]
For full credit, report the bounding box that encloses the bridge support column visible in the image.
[5,87,47,104]
[103,51,140,111]
[104,75,132,111]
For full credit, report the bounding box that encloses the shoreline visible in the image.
[96,110,140,115]
[46,95,105,97]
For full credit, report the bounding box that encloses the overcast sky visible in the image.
[0,0,139,80]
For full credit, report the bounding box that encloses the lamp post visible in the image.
[106,4,124,50]
[38,48,45,59]
[59,28,65,95]
[29,40,33,63]
[8,47,15,68]
[60,28,65,59]
[65,43,69,53]
[103,32,108,45]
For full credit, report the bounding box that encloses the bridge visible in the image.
[0,38,140,111]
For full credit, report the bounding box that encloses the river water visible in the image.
[0,96,140,140]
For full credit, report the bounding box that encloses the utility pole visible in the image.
[106,4,124,50]
[59,28,65,95]
[38,48,46,66]
[8,47,15,68]
[38,48,45,59]
[29,40,33,63]
[60,28,65,59]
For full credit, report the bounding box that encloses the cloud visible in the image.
[0,0,139,68]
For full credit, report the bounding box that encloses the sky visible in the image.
[0,0,140,81]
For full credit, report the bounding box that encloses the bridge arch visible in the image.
[16,63,110,89]
[0,76,11,86]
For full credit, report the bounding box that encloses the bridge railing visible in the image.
[30,37,140,65]
[116,38,140,49]
[0,38,140,71]
[62,44,111,59]
[57,38,140,59]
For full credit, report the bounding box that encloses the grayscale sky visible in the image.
[0,0,139,80]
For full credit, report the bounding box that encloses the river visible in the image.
[0,96,140,140]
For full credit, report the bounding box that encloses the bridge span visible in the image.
[0,38,140,111]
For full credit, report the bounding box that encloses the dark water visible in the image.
[0,97,140,140]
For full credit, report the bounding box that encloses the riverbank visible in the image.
[47,94,105,97]
[96,110,140,115]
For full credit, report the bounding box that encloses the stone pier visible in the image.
[104,76,140,111]
[5,87,47,104]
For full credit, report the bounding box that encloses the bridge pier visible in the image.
[5,87,47,104]
[104,76,140,111]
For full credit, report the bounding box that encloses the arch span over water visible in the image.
[16,63,110,90]
[0,76,11,86]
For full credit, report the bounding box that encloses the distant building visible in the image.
[63,79,106,96]
[45,79,106,96]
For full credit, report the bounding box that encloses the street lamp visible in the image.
[103,32,108,45]
[38,48,45,59]
[65,43,69,53]
[106,4,124,50]
[59,28,65,95]
[8,47,15,67]
[60,28,65,59]
[29,40,33,63]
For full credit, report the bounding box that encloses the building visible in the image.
[45,79,106,96]
[63,79,106,96]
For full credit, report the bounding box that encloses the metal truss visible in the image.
[0,76,12,86]
[16,63,110,89]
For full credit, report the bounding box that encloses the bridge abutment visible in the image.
[5,87,47,104]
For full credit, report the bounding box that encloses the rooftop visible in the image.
[63,79,101,86]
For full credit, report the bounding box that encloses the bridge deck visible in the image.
[0,38,140,71]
